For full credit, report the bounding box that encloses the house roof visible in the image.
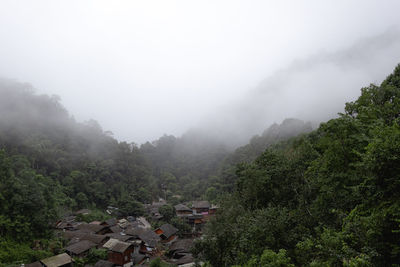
[110,241,133,253]
[137,216,151,229]
[63,230,86,240]
[65,240,97,255]
[167,254,194,266]
[192,201,210,209]
[139,229,161,247]
[82,234,109,244]
[94,260,115,267]
[40,253,72,267]
[103,218,117,226]
[77,223,108,233]
[102,238,120,250]
[159,224,178,239]
[63,231,108,244]
[105,233,134,242]
[125,226,147,237]
[132,253,146,264]
[109,225,122,233]
[174,204,192,212]
[169,239,193,253]
[102,238,133,253]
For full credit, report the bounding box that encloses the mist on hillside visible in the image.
[199,29,400,147]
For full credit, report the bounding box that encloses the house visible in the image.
[109,225,123,234]
[145,200,166,220]
[40,253,72,267]
[187,214,203,225]
[136,216,151,229]
[94,260,116,267]
[101,218,117,227]
[105,233,136,242]
[125,226,147,238]
[192,201,210,214]
[77,223,112,235]
[64,231,110,249]
[138,229,161,254]
[167,254,195,266]
[169,239,193,258]
[118,218,129,228]
[132,253,147,265]
[155,224,178,243]
[106,241,135,265]
[103,238,120,250]
[174,204,192,217]
[63,230,87,240]
[65,240,97,257]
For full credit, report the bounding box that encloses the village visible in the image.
[25,200,218,267]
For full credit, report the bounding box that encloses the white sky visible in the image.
[0,0,400,144]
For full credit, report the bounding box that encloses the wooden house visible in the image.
[192,201,210,214]
[107,241,135,265]
[65,240,97,257]
[155,224,178,243]
[174,204,192,217]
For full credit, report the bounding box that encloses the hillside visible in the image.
[193,64,400,266]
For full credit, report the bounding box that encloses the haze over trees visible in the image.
[1,64,400,265]
[193,65,400,266]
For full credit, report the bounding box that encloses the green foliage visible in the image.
[0,239,52,265]
[195,64,400,266]
[158,204,175,222]
[76,209,111,223]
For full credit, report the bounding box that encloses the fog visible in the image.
[0,0,400,145]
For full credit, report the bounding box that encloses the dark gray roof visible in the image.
[94,260,115,267]
[103,218,117,226]
[63,231,108,245]
[169,239,193,253]
[139,230,161,247]
[110,241,133,253]
[82,234,109,244]
[105,233,134,242]
[175,254,194,265]
[174,204,192,212]
[132,253,146,264]
[63,230,86,240]
[109,225,122,233]
[125,226,147,237]
[167,254,194,265]
[192,201,210,209]
[77,223,108,234]
[159,224,178,239]
[65,240,97,255]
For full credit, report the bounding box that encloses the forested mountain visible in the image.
[0,79,154,242]
[0,78,312,264]
[139,118,312,201]
[193,64,400,266]
[1,63,400,266]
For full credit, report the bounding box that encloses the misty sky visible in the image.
[1,1,400,144]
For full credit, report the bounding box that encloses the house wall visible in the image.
[194,208,209,213]
[108,247,134,265]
